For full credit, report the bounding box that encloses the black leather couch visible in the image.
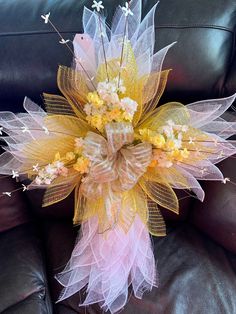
[0,0,236,313]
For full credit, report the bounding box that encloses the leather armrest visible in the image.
[0,223,52,313]
[190,157,236,253]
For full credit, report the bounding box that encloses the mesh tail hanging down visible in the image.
[55,215,157,314]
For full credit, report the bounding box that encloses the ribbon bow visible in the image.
[77,122,152,227]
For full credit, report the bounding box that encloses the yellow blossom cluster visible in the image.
[83,77,138,132]
[87,92,104,108]
[138,129,166,148]
[73,156,90,173]
[85,106,132,132]
[54,138,90,175]
[138,125,190,168]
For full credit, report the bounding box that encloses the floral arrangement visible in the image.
[0,0,235,313]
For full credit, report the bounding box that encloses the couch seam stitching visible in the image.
[0,25,234,37]
[155,25,233,33]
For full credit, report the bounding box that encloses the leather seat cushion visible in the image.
[0,223,52,313]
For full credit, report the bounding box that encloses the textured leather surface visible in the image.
[147,0,236,104]
[0,0,236,111]
[0,224,52,313]
[225,53,236,97]
[191,157,236,253]
[42,220,236,314]
[0,176,31,232]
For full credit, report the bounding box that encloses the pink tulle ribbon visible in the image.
[56,215,157,313]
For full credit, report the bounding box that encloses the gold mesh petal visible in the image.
[57,65,90,119]
[44,114,93,138]
[43,182,77,207]
[119,189,138,233]
[23,136,75,163]
[139,177,179,214]
[43,93,76,116]
[150,167,190,189]
[138,102,190,131]
[147,198,166,236]
[141,70,171,119]
[133,185,148,225]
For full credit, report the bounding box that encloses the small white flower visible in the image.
[102,93,120,105]
[2,192,12,197]
[12,170,19,179]
[86,76,95,82]
[42,126,50,135]
[33,164,39,172]
[84,104,93,116]
[21,126,30,134]
[160,125,173,138]
[107,82,117,94]
[0,127,3,135]
[213,138,218,146]
[54,161,64,169]
[97,81,117,97]
[45,164,56,175]
[200,168,207,175]
[44,178,52,185]
[220,150,224,158]
[92,0,104,12]
[153,151,173,168]
[59,39,70,44]
[22,184,28,192]
[122,2,133,17]
[222,177,230,184]
[99,31,105,38]
[56,164,68,177]
[41,12,50,24]
[188,137,195,145]
[37,170,45,178]
[35,177,43,185]
[120,97,138,115]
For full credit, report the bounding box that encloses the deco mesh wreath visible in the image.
[0,0,236,313]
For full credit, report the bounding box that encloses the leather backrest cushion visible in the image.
[190,157,236,253]
[225,53,236,97]
[0,177,31,232]
[0,0,236,112]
